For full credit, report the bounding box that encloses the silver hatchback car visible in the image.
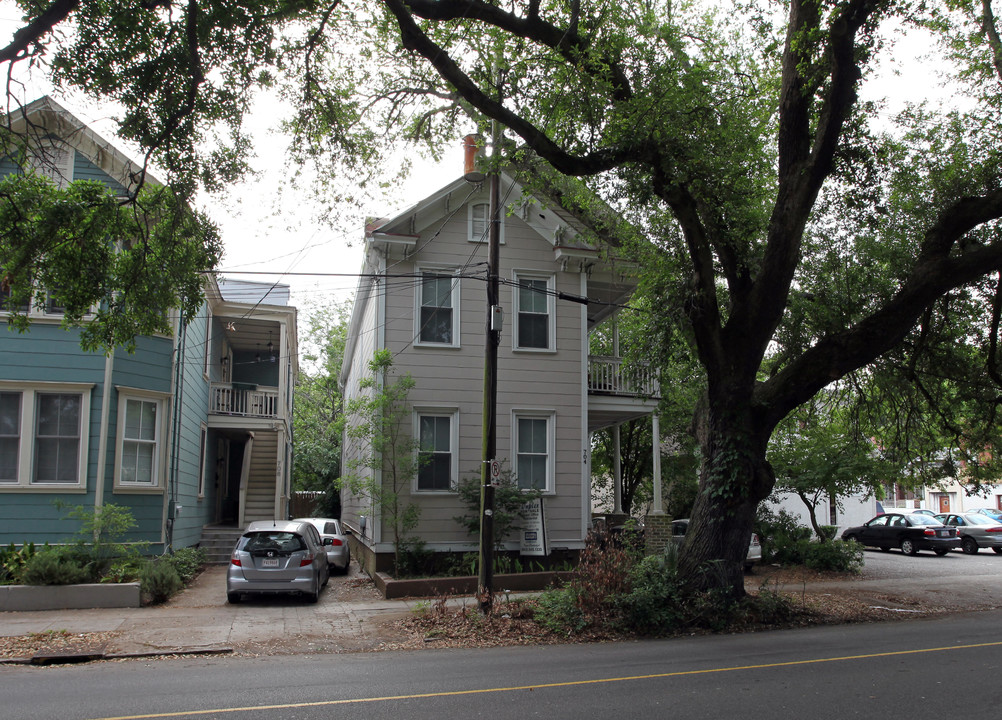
[226,520,330,604]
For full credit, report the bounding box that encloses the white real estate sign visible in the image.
[520,498,549,556]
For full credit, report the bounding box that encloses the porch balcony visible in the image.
[209,382,280,419]
[587,356,660,432]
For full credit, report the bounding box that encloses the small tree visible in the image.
[454,464,541,552]
[339,350,421,574]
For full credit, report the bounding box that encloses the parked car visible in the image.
[294,517,351,574]
[934,512,1002,554]
[671,518,762,571]
[841,512,959,555]
[970,508,1002,522]
[226,520,330,604]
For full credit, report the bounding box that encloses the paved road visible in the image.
[5,609,1002,719]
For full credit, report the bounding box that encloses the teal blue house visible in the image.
[0,97,298,553]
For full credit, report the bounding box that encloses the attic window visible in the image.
[29,141,74,189]
[468,202,504,244]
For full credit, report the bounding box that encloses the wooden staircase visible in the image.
[243,432,279,523]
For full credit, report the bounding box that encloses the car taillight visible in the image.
[230,556,242,567]
[986,527,1002,533]
[300,554,314,567]
[924,529,936,536]
[329,538,343,546]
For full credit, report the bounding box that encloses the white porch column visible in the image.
[613,424,623,514]
[651,413,664,514]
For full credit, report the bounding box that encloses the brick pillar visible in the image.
[644,514,672,556]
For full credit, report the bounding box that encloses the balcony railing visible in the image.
[210,383,280,419]
[587,356,659,398]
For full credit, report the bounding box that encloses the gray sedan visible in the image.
[934,512,1002,554]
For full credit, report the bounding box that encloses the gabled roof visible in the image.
[366,171,607,258]
[4,95,158,192]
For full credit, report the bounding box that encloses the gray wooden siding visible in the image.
[367,187,587,549]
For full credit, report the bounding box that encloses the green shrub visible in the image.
[394,537,435,578]
[163,547,207,583]
[754,507,812,562]
[800,539,863,572]
[818,525,839,542]
[614,553,686,634]
[0,542,37,585]
[102,557,147,583]
[22,549,91,585]
[141,561,183,604]
[533,586,587,635]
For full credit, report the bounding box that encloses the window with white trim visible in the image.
[417,271,460,346]
[513,412,554,492]
[416,410,458,492]
[468,201,504,243]
[0,392,21,483]
[0,383,92,488]
[514,273,554,350]
[34,392,83,483]
[114,390,166,489]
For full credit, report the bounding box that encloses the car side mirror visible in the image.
[323,537,334,546]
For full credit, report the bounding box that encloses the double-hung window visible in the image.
[514,411,554,492]
[418,271,459,346]
[34,393,82,483]
[0,392,21,483]
[114,389,167,491]
[0,383,92,489]
[416,410,457,492]
[514,273,554,350]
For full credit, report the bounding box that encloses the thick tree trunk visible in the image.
[678,399,775,598]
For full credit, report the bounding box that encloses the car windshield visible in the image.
[241,532,306,553]
[907,515,941,526]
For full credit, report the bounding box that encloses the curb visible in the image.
[0,646,234,666]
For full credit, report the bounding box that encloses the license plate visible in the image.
[262,557,279,568]
[938,530,948,537]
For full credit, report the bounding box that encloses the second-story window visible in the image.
[418,272,458,346]
[514,273,554,350]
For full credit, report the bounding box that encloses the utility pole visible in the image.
[477,119,501,614]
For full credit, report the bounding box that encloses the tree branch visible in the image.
[758,189,1002,429]
[981,0,1002,84]
[380,0,636,176]
[0,0,80,64]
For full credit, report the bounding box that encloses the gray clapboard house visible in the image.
[339,171,660,573]
[0,97,297,557]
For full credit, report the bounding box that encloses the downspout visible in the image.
[93,349,115,515]
[166,317,188,552]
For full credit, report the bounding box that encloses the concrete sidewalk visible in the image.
[0,566,450,661]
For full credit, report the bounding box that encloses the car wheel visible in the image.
[934,548,949,556]
[844,534,860,544]
[227,592,241,604]
[901,539,918,556]
[962,536,979,555]
[307,578,320,604]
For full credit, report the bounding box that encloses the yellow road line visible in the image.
[91,640,1002,720]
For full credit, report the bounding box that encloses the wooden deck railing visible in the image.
[210,383,280,418]
[587,356,659,397]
